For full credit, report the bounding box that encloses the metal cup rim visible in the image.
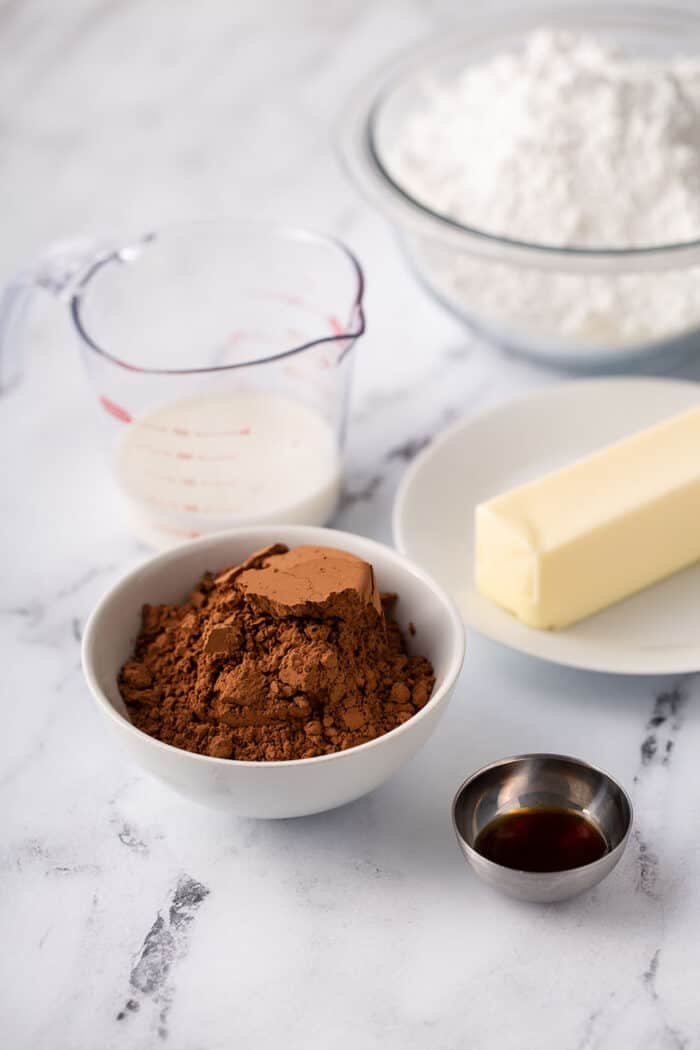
[452,752,634,879]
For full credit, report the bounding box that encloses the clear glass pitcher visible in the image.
[1,220,365,547]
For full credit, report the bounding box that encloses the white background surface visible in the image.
[2,2,700,1047]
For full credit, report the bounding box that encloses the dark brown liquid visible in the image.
[474,806,608,872]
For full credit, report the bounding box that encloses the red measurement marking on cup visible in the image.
[224,328,276,346]
[136,421,252,438]
[173,426,251,438]
[156,424,251,436]
[144,471,246,489]
[192,452,240,462]
[131,486,240,518]
[244,290,348,336]
[132,444,240,463]
[137,491,243,514]
[100,396,132,423]
[134,491,235,516]
[158,524,202,539]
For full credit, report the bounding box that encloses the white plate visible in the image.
[393,378,700,675]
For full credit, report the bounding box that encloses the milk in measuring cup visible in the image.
[117,391,341,548]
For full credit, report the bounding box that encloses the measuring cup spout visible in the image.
[0,236,115,391]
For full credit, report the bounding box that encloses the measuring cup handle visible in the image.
[0,236,114,391]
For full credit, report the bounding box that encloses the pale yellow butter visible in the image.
[474,406,700,629]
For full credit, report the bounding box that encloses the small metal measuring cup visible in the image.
[452,754,633,903]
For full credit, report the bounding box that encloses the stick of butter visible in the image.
[474,405,700,630]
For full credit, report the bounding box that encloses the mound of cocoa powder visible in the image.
[118,544,435,761]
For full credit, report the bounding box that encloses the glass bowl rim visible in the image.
[361,2,700,264]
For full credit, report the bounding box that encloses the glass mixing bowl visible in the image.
[340,4,700,369]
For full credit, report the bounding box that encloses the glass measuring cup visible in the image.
[1,220,365,547]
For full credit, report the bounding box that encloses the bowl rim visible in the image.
[341,2,700,271]
[72,218,366,375]
[451,751,634,876]
[82,524,466,769]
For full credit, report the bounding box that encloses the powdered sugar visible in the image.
[384,29,700,348]
[415,238,700,347]
[387,28,700,249]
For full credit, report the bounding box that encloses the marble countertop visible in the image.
[3,1,700,1047]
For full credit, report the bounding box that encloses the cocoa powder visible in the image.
[119,544,435,761]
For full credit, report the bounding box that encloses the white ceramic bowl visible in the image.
[82,526,465,818]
